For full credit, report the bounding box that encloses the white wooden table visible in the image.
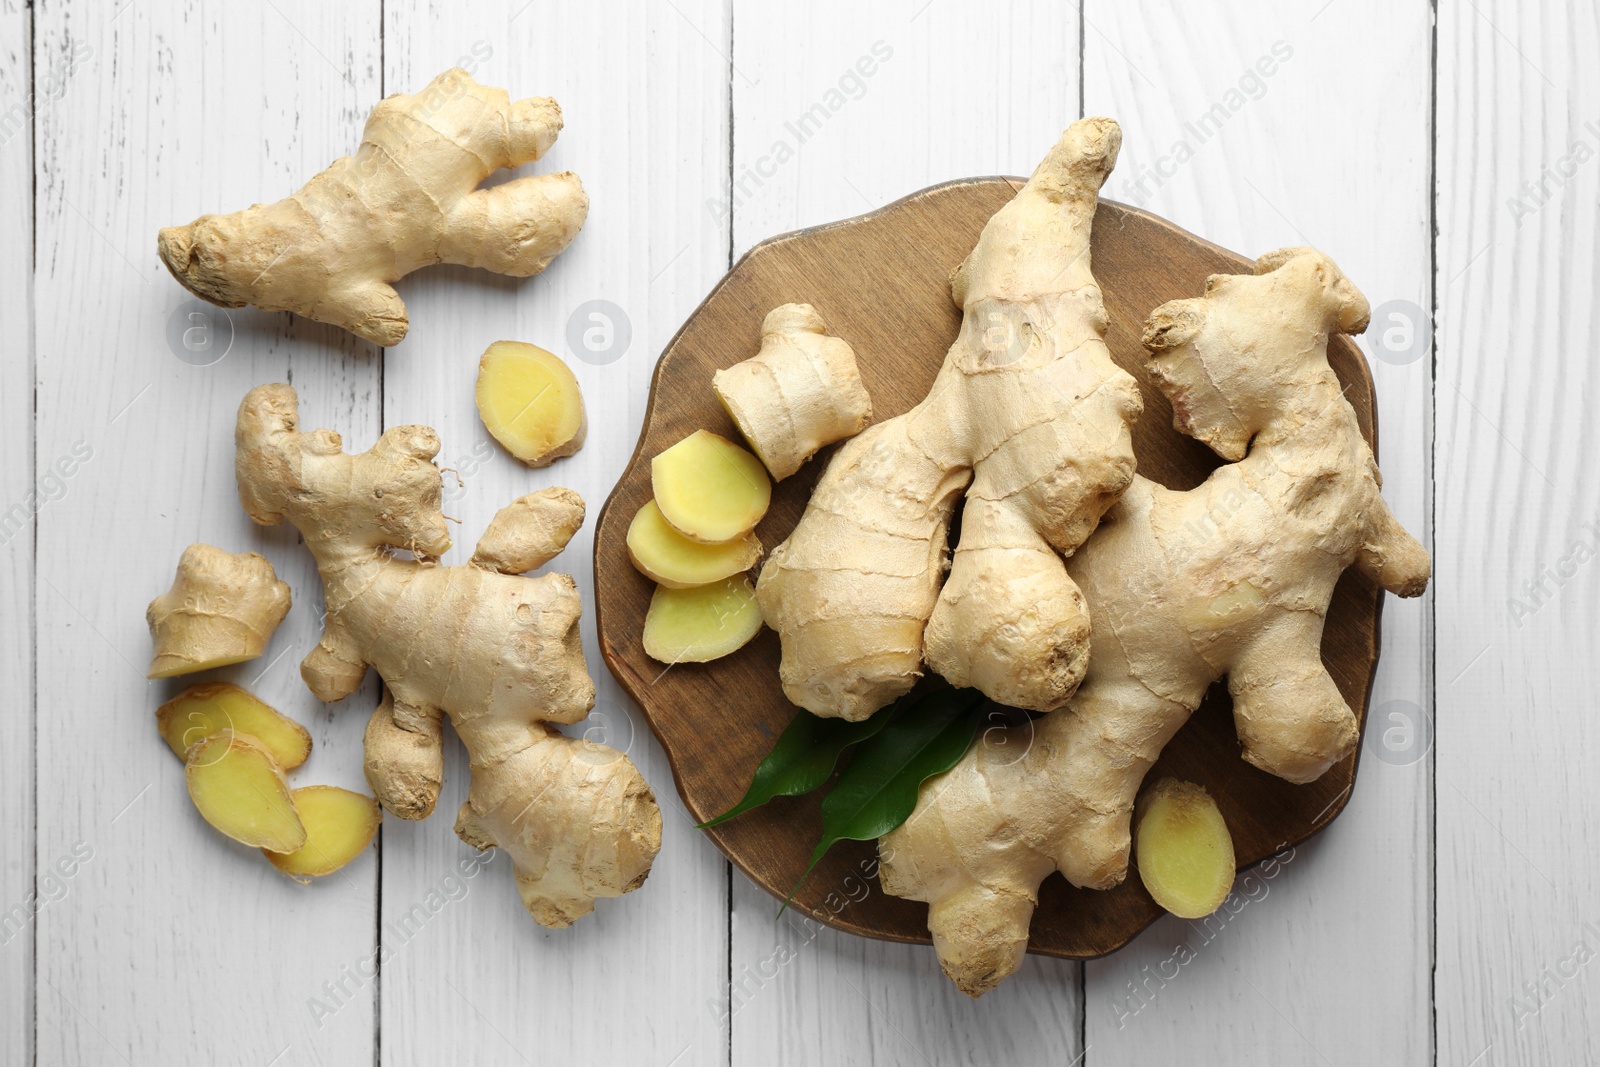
[3,0,1593,1063]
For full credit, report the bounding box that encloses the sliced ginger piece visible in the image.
[266,786,382,879]
[1134,778,1236,918]
[186,732,306,853]
[156,682,311,769]
[476,340,587,467]
[651,430,771,543]
[628,499,761,589]
[642,574,764,663]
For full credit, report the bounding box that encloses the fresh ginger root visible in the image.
[157,69,587,346]
[267,786,382,880]
[470,487,585,573]
[881,248,1431,996]
[642,574,764,663]
[652,431,771,543]
[235,384,660,926]
[1134,779,1235,919]
[146,544,291,678]
[713,303,872,480]
[476,342,587,467]
[156,682,311,769]
[628,500,761,589]
[757,118,1143,720]
[185,732,306,853]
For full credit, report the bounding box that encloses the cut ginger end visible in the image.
[185,733,306,854]
[627,499,761,589]
[642,574,764,664]
[266,786,382,879]
[476,340,587,467]
[650,430,771,544]
[156,682,311,770]
[1134,778,1236,919]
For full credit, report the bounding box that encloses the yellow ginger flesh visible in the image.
[185,732,305,854]
[627,499,761,589]
[651,430,771,544]
[1134,779,1236,919]
[476,341,587,467]
[642,575,764,663]
[156,682,311,769]
[267,786,382,879]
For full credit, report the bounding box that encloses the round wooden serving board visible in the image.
[594,178,1383,959]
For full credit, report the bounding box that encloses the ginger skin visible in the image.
[235,384,660,927]
[146,544,290,678]
[158,69,587,347]
[881,248,1431,997]
[713,303,872,480]
[756,118,1143,721]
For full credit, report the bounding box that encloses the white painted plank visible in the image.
[375,3,732,1065]
[727,5,1085,1064]
[730,0,1079,255]
[0,1,35,1063]
[32,1,383,1063]
[1082,2,1434,1063]
[1436,1,1600,1064]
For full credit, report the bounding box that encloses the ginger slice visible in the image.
[266,786,382,879]
[1134,778,1236,918]
[627,499,761,589]
[476,341,587,467]
[156,682,311,769]
[650,430,771,543]
[642,574,763,663]
[186,732,306,853]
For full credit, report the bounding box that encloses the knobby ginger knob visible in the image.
[713,303,873,480]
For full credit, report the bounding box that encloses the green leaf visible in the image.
[696,702,897,829]
[781,687,988,914]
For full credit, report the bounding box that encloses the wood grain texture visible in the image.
[31,2,383,1063]
[594,180,1384,958]
[0,2,35,1064]
[376,3,733,1065]
[1436,1,1600,1064]
[1081,1,1436,1062]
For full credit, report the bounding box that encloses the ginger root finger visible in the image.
[1134,779,1236,919]
[267,786,382,880]
[757,117,1142,720]
[146,544,290,678]
[156,682,311,769]
[476,342,587,467]
[642,575,763,663]
[455,727,661,928]
[158,69,586,346]
[713,303,872,480]
[627,499,761,589]
[651,431,771,544]
[471,487,586,574]
[185,732,305,853]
